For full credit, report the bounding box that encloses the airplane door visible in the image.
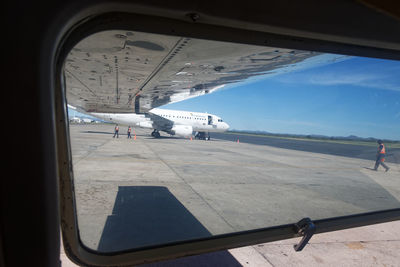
[208,115,213,125]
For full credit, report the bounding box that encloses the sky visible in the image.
[163,55,400,140]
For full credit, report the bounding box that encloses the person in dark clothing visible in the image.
[374,140,389,172]
[127,126,132,139]
[113,124,119,138]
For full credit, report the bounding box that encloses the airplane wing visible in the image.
[146,111,174,131]
[64,30,319,114]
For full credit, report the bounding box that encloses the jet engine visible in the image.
[170,125,193,137]
[136,121,153,129]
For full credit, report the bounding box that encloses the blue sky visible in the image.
[164,55,400,140]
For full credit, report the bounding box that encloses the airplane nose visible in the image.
[224,122,230,129]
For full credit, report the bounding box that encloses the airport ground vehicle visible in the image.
[4,1,400,266]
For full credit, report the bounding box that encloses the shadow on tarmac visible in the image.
[82,130,186,139]
[97,186,242,266]
[82,130,113,135]
[98,186,211,251]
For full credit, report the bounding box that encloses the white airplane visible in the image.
[91,108,229,139]
[81,118,94,123]
[70,117,82,123]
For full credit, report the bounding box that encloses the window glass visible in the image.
[65,30,400,252]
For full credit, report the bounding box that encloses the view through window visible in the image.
[64,30,400,252]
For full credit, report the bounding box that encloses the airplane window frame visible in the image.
[55,11,400,267]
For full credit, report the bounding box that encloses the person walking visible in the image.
[374,140,390,172]
[113,124,119,138]
[127,126,132,139]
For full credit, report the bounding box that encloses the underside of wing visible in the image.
[64,30,318,114]
[146,111,174,131]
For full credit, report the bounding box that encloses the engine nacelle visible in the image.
[136,121,153,129]
[170,125,193,137]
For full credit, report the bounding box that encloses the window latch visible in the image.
[293,217,316,252]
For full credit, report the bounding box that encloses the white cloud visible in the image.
[278,70,400,92]
[309,73,373,85]
[307,73,400,91]
[273,56,400,92]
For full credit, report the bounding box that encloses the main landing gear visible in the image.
[151,129,161,138]
[195,132,210,140]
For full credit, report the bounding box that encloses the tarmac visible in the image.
[61,124,400,266]
[212,132,400,164]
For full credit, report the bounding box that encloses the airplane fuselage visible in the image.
[151,108,229,132]
[91,108,229,137]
